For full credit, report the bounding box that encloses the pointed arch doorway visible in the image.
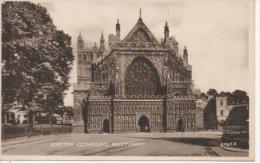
[177,118,184,132]
[138,115,150,132]
[103,119,110,133]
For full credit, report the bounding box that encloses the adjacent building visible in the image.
[216,97,232,124]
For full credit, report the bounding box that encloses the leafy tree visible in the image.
[225,105,249,126]
[219,91,227,97]
[225,91,234,105]
[232,90,249,104]
[55,106,74,117]
[2,2,74,121]
[200,93,208,99]
[203,99,218,129]
[219,91,234,105]
[207,89,218,98]
[219,90,248,105]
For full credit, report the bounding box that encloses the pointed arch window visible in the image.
[220,110,224,116]
[125,56,161,96]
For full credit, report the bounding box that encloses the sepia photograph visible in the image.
[0,0,256,161]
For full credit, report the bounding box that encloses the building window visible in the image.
[125,56,160,96]
[83,54,86,60]
[220,101,223,105]
[220,110,224,116]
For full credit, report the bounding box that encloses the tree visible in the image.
[55,106,74,117]
[63,106,74,117]
[225,106,248,126]
[203,99,218,130]
[2,2,74,119]
[207,89,218,98]
[219,91,227,97]
[200,93,208,100]
[225,91,234,105]
[232,90,249,104]
[219,91,234,105]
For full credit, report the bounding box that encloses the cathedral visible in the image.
[73,13,197,133]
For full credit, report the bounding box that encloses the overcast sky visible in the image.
[40,0,252,107]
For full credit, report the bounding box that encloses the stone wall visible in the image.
[86,95,196,133]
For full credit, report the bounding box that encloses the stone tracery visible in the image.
[125,56,161,96]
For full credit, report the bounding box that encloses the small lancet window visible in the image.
[220,110,224,116]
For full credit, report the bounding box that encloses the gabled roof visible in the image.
[123,18,158,43]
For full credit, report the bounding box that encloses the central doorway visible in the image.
[138,115,150,132]
[103,119,110,133]
[177,118,184,132]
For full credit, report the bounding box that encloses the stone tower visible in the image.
[77,32,92,84]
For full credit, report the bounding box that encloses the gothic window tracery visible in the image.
[125,56,161,96]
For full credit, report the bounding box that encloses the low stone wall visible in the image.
[2,124,72,140]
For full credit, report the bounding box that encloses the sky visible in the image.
[40,0,252,107]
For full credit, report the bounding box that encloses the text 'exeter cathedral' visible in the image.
[73,13,200,133]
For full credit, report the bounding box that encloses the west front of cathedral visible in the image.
[73,14,198,133]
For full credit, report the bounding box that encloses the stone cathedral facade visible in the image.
[73,14,197,133]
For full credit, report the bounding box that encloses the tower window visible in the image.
[220,110,224,116]
[83,54,86,60]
